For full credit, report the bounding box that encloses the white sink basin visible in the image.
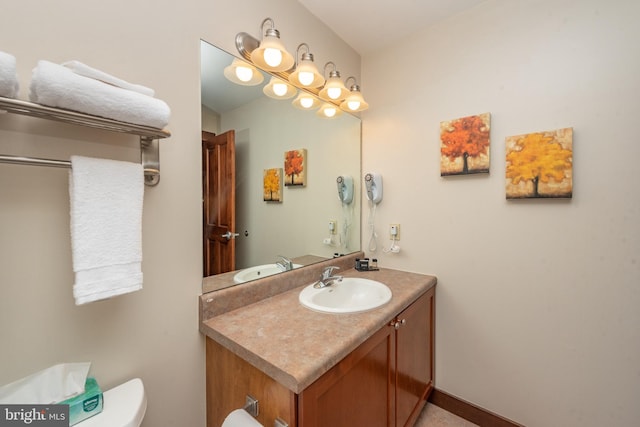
[233,263,302,284]
[299,277,392,314]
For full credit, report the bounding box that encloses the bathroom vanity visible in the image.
[200,254,436,427]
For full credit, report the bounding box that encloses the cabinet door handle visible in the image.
[389,318,407,329]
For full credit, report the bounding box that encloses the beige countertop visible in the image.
[200,265,436,394]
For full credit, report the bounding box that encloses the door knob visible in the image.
[221,231,240,240]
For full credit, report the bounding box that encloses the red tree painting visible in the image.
[440,113,491,176]
[284,149,307,186]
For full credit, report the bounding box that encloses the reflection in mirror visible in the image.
[200,40,361,293]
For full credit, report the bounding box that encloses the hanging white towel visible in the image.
[62,60,155,97]
[29,60,170,129]
[0,51,19,99]
[69,156,144,305]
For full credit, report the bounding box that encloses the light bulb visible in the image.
[347,100,361,111]
[300,97,314,108]
[273,83,288,97]
[263,48,283,67]
[327,87,341,99]
[235,66,253,82]
[323,107,337,118]
[298,71,314,86]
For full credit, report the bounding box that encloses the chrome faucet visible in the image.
[276,255,294,271]
[313,266,343,289]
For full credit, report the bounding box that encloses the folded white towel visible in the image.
[62,60,155,97]
[0,51,19,98]
[69,155,144,305]
[30,60,170,129]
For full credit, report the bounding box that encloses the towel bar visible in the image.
[0,151,160,185]
[0,96,169,186]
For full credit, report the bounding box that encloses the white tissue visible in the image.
[0,363,90,404]
[221,409,264,427]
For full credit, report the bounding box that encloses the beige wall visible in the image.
[0,1,358,426]
[361,0,640,425]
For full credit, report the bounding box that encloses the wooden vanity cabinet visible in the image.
[206,338,297,427]
[299,288,434,427]
[206,287,435,427]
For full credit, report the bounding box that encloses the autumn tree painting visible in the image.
[284,149,307,186]
[263,168,282,202]
[505,128,573,199]
[440,113,491,176]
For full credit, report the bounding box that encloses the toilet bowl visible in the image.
[77,378,146,427]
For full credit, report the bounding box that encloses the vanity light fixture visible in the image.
[340,77,369,112]
[263,76,297,100]
[289,43,325,89]
[223,58,264,86]
[318,62,349,102]
[316,102,343,119]
[292,92,321,110]
[242,18,295,72]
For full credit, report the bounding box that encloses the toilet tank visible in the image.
[77,378,146,427]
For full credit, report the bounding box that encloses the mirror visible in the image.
[200,40,361,293]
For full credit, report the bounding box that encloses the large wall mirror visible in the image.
[200,40,361,293]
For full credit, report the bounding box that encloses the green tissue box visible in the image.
[58,377,103,426]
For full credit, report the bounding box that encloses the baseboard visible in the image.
[428,388,525,427]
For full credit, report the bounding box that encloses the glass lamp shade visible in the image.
[340,89,369,112]
[289,56,325,88]
[223,58,264,86]
[316,102,343,119]
[319,75,349,102]
[263,76,297,100]
[250,32,295,72]
[292,92,321,110]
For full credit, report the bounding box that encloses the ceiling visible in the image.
[297,0,485,55]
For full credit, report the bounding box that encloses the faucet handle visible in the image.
[322,266,340,279]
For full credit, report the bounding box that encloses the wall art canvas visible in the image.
[505,127,573,199]
[284,148,307,187]
[263,168,282,202]
[440,112,491,176]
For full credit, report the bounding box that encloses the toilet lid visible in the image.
[77,378,146,427]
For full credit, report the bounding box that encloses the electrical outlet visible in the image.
[329,220,337,235]
[390,224,400,240]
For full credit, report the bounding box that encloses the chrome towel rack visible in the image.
[0,97,171,186]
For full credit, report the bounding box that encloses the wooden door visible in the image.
[298,325,395,427]
[202,130,236,277]
[395,289,435,427]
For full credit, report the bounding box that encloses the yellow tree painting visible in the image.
[505,127,573,199]
[440,113,491,176]
[263,168,282,202]
[284,148,307,187]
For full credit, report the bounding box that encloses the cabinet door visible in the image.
[299,324,395,427]
[395,289,435,427]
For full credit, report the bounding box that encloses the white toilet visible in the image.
[78,378,147,427]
